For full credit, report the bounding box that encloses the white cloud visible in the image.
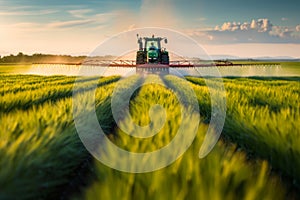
[240,22,250,30]
[269,26,293,38]
[215,19,273,33]
[187,19,300,44]
[208,18,300,43]
[259,19,273,32]
[250,19,257,29]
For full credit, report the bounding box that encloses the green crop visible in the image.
[76,75,287,200]
[0,73,299,200]
[187,76,300,187]
[0,75,120,199]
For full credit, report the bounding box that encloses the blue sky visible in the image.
[0,0,299,57]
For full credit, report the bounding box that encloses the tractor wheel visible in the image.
[136,51,145,64]
[161,54,169,65]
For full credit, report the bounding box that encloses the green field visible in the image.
[0,64,31,74]
[0,64,300,199]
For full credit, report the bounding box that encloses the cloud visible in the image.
[202,43,300,58]
[68,9,93,18]
[0,9,56,16]
[215,19,273,33]
[196,18,300,44]
[269,26,293,38]
[44,10,122,30]
[281,17,288,21]
[48,19,95,28]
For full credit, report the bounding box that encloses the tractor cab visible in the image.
[147,41,158,51]
[147,42,159,63]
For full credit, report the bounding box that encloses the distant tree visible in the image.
[17,52,24,57]
[0,53,86,64]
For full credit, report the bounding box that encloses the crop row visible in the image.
[0,76,100,96]
[0,75,120,113]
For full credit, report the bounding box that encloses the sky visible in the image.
[0,0,300,58]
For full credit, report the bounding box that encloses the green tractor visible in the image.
[136,34,169,65]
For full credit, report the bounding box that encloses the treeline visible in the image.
[0,52,87,64]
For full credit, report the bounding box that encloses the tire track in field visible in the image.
[105,75,169,150]
[59,75,144,198]
[94,75,144,135]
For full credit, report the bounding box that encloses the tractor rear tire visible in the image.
[161,54,169,65]
[136,51,145,64]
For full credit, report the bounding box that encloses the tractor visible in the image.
[136,34,169,65]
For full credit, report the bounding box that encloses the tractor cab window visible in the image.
[146,41,158,51]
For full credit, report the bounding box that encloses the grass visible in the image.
[0,64,31,74]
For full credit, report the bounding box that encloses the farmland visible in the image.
[0,65,299,199]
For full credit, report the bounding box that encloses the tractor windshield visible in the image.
[146,40,158,50]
